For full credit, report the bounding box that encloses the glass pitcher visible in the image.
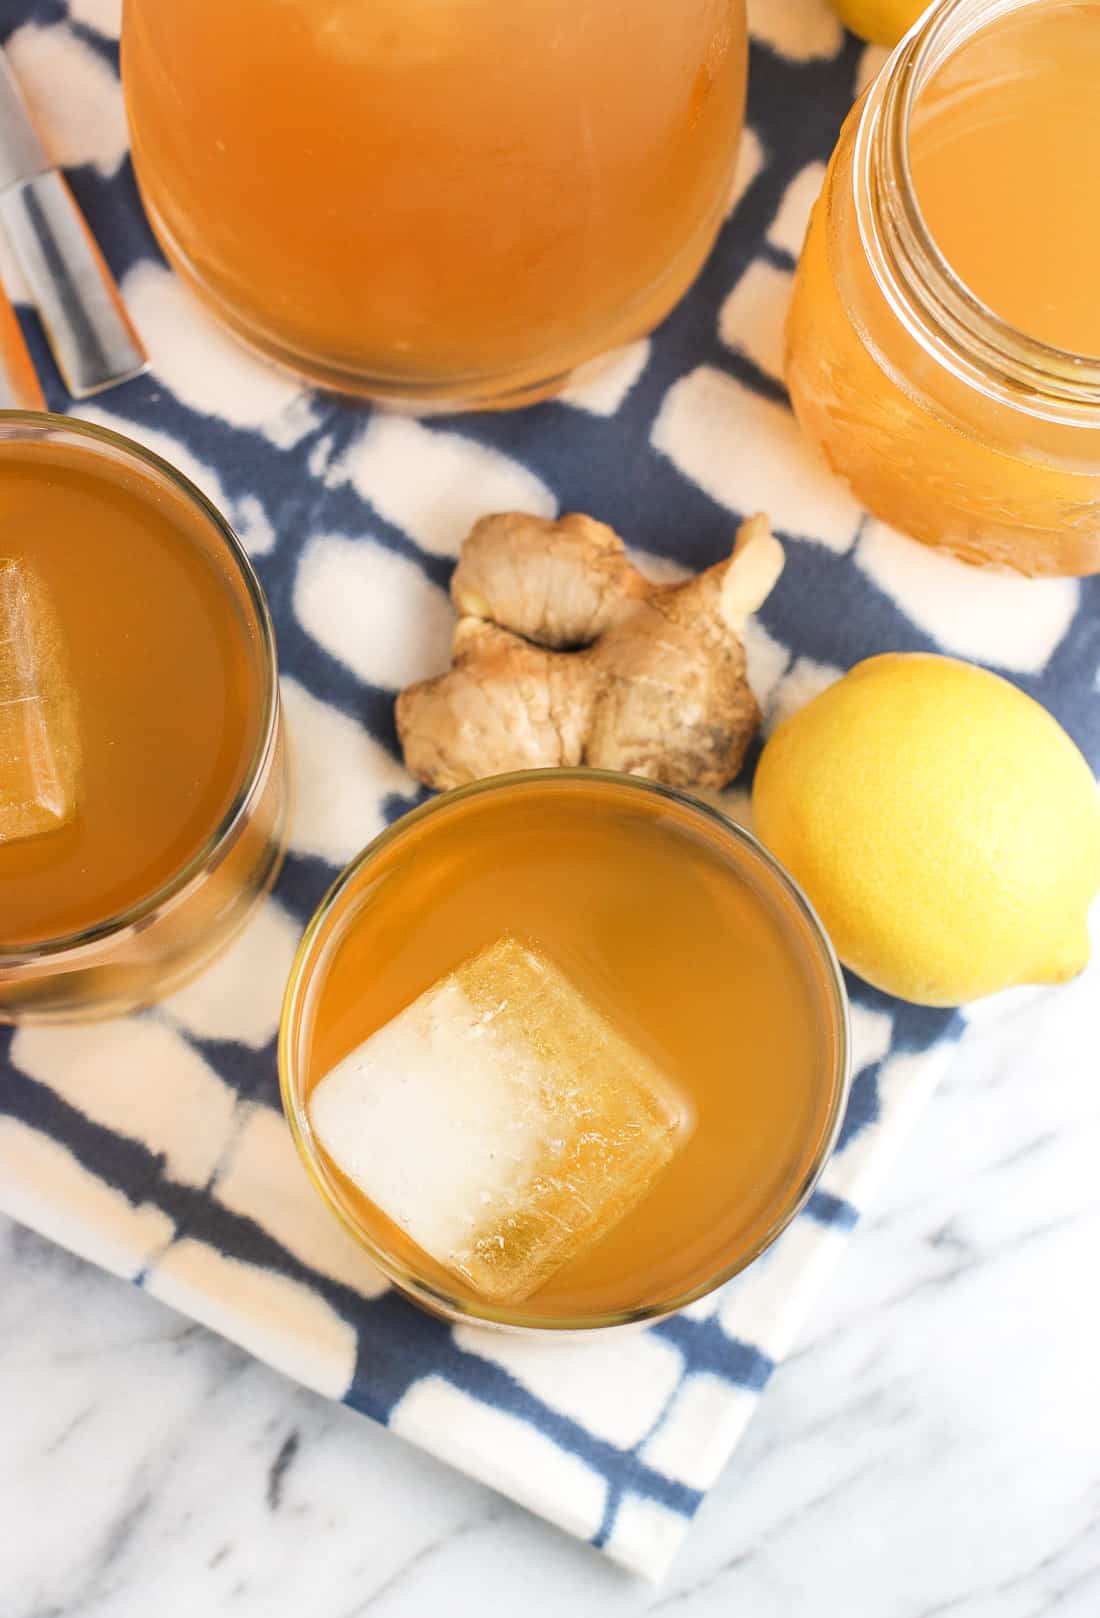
[121,0,748,407]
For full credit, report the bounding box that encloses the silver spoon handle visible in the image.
[0,171,147,399]
[0,48,146,399]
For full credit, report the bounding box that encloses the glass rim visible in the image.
[278,768,853,1335]
[0,409,281,963]
[855,0,1100,422]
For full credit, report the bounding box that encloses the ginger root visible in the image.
[396,510,783,791]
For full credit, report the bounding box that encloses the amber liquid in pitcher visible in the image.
[0,440,268,954]
[295,777,845,1323]
[121,0,747,403]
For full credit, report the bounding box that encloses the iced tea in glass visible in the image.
[280,773,850,1330]
[0,415,286,1022]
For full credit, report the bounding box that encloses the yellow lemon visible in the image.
[753,653,1100,1006]
[831,0,927,47]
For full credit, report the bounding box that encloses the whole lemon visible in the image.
[831,0,927,47]
[753,654,1100,1006]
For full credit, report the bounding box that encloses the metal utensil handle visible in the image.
[0,171,147,399]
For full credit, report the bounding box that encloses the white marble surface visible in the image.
[2,956,1099,1617]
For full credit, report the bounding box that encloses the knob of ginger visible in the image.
[396,510,783,792]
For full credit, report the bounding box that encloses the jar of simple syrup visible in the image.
[786,0,1100,577]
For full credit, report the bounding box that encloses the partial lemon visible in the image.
[753,653,1100,1006]
[831,0,927,47]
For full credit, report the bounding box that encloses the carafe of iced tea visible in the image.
[786,0,1100,577]
[121,0,748,407]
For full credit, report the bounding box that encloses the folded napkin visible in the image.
[2,1,1098,1583]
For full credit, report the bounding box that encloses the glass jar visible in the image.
[785,0,1100,577]
[0,414,287,1023]
[121,0,748,408]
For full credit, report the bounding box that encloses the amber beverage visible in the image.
[121,0,748,406]
[0,415,286,1022]
[786,0,1100,576]
[280,773,850,1331]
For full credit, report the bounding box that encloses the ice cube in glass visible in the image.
[0,559,81,846]
[308,935,689,1305]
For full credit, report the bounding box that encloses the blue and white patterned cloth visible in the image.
[1,0,1098,1583]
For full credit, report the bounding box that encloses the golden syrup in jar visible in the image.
[911,2,1100,355]
[786,0,1100,576]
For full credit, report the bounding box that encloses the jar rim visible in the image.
[855,0,1100,422]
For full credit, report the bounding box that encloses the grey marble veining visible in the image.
[3,950,1098,1617]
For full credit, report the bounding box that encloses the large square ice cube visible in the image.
[0,559,81,846]
[308,936,688,1305]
